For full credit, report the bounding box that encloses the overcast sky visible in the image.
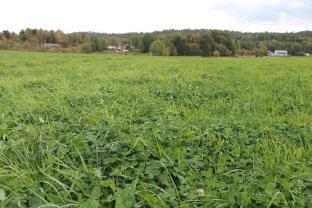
[1,0,311,33]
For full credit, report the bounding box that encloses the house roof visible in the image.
[44,43,62,48]
[274,50,288,53]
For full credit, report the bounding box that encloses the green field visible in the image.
[0,51,311,207]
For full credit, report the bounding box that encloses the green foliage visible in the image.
[214,44,232,56]
[79,186,101,208]
[140,33,154,53]
[0,51,311,207]
[199,33,213,56]
[90,35,106,52]
[0,189,6,202]
[258,41,268,57]
[185,43,201,55]
[213,50,220,57]
[149,38,177,56]
[80,42,93,53]
[1,29,312,56]
[115,181,137,208]
[19,30,26,41]
[171,36,187,55]
[149,39,167,56]
[2,30,11,39]
[296,52,306,56]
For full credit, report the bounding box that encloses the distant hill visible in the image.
[1,29,312,56]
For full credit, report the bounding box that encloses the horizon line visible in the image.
[2,28,312,35]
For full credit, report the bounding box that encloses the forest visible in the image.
[0,28,312,56]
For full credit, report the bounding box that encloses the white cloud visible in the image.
[0,0,311,33]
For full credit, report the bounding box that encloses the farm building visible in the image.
[107,45,117,50]
[107,45,129,53]
[116,45,129,53]
[44,43,62,49]
[274,50,288,56]
[268,51,273,56]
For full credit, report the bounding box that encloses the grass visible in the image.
[0,51,311,207]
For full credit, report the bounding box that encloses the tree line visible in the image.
[1,28,312,56]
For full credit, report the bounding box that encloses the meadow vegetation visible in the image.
[0,51,311,207]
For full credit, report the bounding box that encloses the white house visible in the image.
[44,43,61,49]
[274,50,288,56]
[107,45,117,50]
[268,51,273,56]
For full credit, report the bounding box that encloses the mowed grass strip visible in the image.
[0,51,311,207]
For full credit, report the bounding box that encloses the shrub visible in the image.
[213,50,220,57]
[149,39,167,56]
[80,43,93,53]
[296,52,305,56]
[149,38,177,56]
